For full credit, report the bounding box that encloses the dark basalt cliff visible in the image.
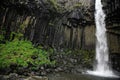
[102,0,120,54]
[0,0,120,52]
[102,0,120,72]
[0,0,95,50]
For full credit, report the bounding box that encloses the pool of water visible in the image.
[48,73,120,80]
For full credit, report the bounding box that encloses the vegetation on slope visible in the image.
[0,39,55,69]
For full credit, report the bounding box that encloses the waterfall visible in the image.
[87,0,118,77]
[95,0,109,73]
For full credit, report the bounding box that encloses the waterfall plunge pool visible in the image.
[48,73,120,80]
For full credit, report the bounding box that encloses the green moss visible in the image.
[79,50,95,64]
[0,35,4,41]
[48,22,54,26]
[20,23,26,31]
[69,3,82,11]
[73,3,82,8]
[10,32,23,40]
[0,40,55,68]
[63,49,95,65]
[48,0,64,13]
[49,0,59,10]
[0,29,6,42]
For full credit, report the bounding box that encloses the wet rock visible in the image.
[110,54,120,72]
[70,58,77,63]
[40,66,44,70]
[8,73,18,80]
[41,71,47,76]
[0,75,9,80]
[9,73,18,76]
[29,72,36,76]
[46,69,51,73]
[75,68,83,73]
[63,60,67,65]
[0,68,11,75]
[25,76,48,80]
[55,67,63,72]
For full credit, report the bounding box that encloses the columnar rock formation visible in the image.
[0,0,119,52]
[0,0,95,50]
[102,0,120,54]
[102,0,120,72]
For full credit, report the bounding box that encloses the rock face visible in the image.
[0,0,95,50]
[103,0,120,54]
[102,0,120,72]
[0,0,119,52]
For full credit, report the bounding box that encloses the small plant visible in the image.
[0,35,4,41]
[49,0,59,10]
[63,49,95,66]
[48,0,65,13]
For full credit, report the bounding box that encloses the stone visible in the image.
[55,67,63,72]
[24,76,48,80]
[40,66,44,70]
[41,71,47,76]
[8,73,18,79]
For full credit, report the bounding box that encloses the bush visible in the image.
[0,40,55,68]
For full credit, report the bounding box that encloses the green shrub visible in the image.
[49,0,59,10]
[79,50,95,64]
[0,40,55,68]
[63,49,95,66]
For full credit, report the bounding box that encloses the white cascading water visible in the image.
[87,0,118,77]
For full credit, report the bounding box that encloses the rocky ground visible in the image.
[0,51,120,80]
[0,74,48,80]
[0,50,94,80]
